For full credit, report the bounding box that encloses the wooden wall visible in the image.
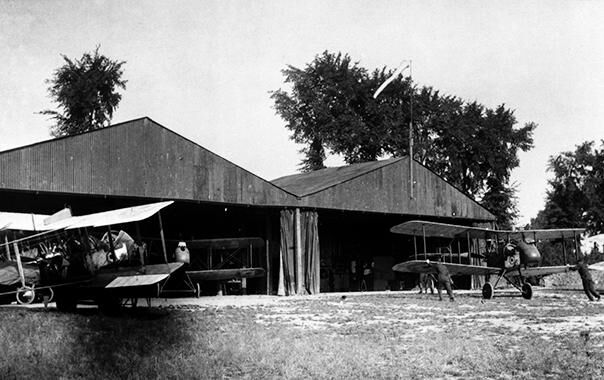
[0,118,299,207]
[297,157,494,221]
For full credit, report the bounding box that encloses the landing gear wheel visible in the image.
[44,287,55,304]
[482,282,494,300]
[195,282,201,298]
[521,283,533,300]
[16,286,36,305]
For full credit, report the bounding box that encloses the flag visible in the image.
[373,61,410,99]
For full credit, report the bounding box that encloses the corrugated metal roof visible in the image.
[272,158,402,197]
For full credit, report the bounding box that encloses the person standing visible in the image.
[576,257,600,301]
[418,272,434,294]
[175,241,190,266]
[427,256,454,301]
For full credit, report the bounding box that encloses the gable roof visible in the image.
[272,158,401,197]
[0,117,494,221]
[273,157,495,221]
[0,117,299,207]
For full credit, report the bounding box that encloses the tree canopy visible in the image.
[532,141,604,234]
[40,47,127,137]
[272,51,536,228]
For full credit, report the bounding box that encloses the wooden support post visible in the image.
[266,239,271,295]
[457,241,462,264]
[294,208,303,295]
[158,211,168,263]
[466,232,471,265]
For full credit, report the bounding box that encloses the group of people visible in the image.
[417,255,601,302]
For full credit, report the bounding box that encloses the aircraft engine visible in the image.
[516,241,541,267]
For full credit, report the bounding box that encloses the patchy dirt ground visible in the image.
[156,288,604,345]
[2,288,603,379]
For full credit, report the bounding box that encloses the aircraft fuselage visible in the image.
[516,241,541,267]
[488,240,542,269]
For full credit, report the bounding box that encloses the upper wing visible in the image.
[0,211,55,231]
[390,220,584,242]
[390,221,495,239]
[42,201,174,230]
[589,261,604,272]
[505,229,584,242]
[392,260,501,276]
[506,265,573,278]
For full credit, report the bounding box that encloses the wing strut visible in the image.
[573,230,580,261]
[413,235,418,261]
[422,224,427,260]
[561,232,568,265]
[158,211,168,264]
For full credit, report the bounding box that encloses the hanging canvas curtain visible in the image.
[302,211,320,294]
[278,209,321,295]
[278,209,296,295]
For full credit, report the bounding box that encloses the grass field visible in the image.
[1,289,603,379]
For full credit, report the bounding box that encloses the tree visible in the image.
[531,141,604,265]
[532,141,604,234]
[272,51,535,226]
[40,47,127,137]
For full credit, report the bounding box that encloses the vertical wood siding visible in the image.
[0,118,298,207]
[298,157,493,220]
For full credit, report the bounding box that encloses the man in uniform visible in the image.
[427,256,455,301]
[575,257,600,301]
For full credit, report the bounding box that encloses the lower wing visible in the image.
[506,265,573,278]
[393,260,501,276]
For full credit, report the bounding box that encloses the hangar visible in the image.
[0,117,495,295]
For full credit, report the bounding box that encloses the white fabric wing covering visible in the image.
[42,201,174,230]
[0,212,53,231]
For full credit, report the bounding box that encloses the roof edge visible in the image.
[274,157,404,197]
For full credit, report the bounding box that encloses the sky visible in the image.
[1,0,603,225]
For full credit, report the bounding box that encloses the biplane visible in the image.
[391,220,585,300]
[0,201,191,311]
[182,237,266,295]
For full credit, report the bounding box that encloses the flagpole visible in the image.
[408,60,414,200]
[372,59,414,201]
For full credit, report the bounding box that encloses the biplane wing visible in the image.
[589,261,604,272]
[391,220,584,242]
[392,260,500,277]
[506,265,574,278]
[92,262,183,289]
[186,267,265,282]
[41,201,174,230]
[0,210,62,232]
